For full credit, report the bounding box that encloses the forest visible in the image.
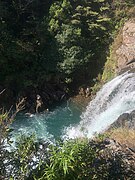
[1,0,132,104]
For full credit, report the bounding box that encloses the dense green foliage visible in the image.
[34,139,107,180]
[1,0,133,96]
[0,0,54,89]
[48,0,112,83]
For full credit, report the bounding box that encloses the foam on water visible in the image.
[64,72,135,139]
[11,102,81,142]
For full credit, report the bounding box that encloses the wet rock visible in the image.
[103,138,116,145]
[110,110,135,129]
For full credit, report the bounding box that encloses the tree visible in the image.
[48,0,112,86]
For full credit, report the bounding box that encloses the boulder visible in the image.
[110,110,135,129]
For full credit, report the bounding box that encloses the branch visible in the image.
[16,97,26,113]
[0,89,6,95]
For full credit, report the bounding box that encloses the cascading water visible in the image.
[11,72,135,142]
[64,72,135,139]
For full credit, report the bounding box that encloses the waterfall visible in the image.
[64,72,135,139]
[11,71,135,143]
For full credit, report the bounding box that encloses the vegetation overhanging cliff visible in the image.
[0,0,135,111]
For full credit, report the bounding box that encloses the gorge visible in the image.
[1,1,135,179]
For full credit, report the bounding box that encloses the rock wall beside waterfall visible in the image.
[102,19,135,82]
[116,19,135,73]
[110,110,135,130]
[107,20,135,137]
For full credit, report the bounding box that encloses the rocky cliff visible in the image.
[116,19,135,73]
[101,19,135,159]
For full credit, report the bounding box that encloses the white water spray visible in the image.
[64,72,135,139]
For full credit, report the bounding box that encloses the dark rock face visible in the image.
[110,110,135,129]
[108,110,135,153]
[0,83,68,113]
[0,87,16,109]
[102,138,135,174]
[17,83,68,113]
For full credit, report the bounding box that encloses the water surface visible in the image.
[11,101,82,142]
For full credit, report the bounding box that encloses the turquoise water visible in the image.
[11,101,82,142]
[12,72,135,142]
